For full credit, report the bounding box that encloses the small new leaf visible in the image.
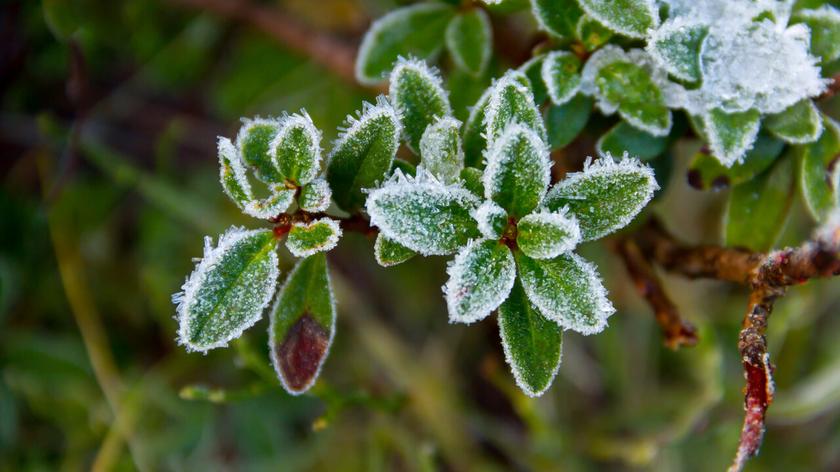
[463,86,492,167]
[242,186,296,220]
[594,58,672,136]
[800,115,840,222]
[236,118,283,183]
[327,97,401,212]
[793,6,840,63]
[498,279,562,397]
[576,14,614,51]
[445,239,515,324]
[374,233,417,267]
[544,155,658,241]
[175,228,279,352]
[366,170,481,256]
[389,58,452,153]
[483,70,547,145]
[703,108,761,167]
[597,121,667,161]
[577,0,658,39]
[355,3,456,85]
[646,19,707,83]
[519,55,549,106]
[530,0,583,39]
[516,252,615,335]
[271,111,322,186]
[446,8,492,77]
[285,218,342,258]
[541,51,582,106]
[472,200,508,240]
[516,210,581,260]
[269,253,335,395]
[298,178,332,213]
[484,123,552,218]
[419,116,464,184]
[218,137,253,210]
[765,100,824,145]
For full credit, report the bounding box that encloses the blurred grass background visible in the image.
[2,0,840,470]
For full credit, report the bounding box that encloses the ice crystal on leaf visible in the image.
[419,116,464,185]
[285,218,342,258]
[445,239,516,324]
[516,210,581,260]
[578,0,658,39]
[298,178,332,213]
[270,111,322,186]
[472,200,508,240]
[389,57,452,153]
[483,70,547,145]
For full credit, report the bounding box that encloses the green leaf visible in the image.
[596,121,667,161]
[473,200,509,239]
[544,157,658,241]
[236,118,283,183]
[176,228,279,352]
[516,210,581,259]
[327,97,401,212]
[446,8,492,77]
[646,19,707,83]
[800,115,840,222]
[445,240,515,323]
[546,94,592,150]
[577,0,658,39]
[366,171,481,255]
[703,108,762,167]
[389,58,452,153]
[498,279,563,397]
[374,234,417,267]
[463,86,492,167]
[355,3,456,85]
[765,99,824,144]
[272,112,322,186]
[298,178,332,213]
[242,185,296,220]
[575,14,614,51]
[516,252,614,335]
[595,59,671,136]
[285,218,342,258]
[218,137,253,210]
[724,153,795,251]
[518,54,550,105]
[530,0,584,39]
[391,158,417,176]
[484,70,547,145]
[541,51,582,106]
[460,166,485,197]
[269,253,335,394]
[793,7,840,63]
[419,116,464,184]
[687,133,784,190]
[484,123,551,218]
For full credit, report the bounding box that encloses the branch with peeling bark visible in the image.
[622,213,840,471]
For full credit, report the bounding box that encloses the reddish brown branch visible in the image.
[818,73,840,101]
[616,238,697,349]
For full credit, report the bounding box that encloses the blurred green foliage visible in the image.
[2,0,840,470]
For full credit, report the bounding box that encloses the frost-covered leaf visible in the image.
[765,100,824,145]
[374,233,416,267]
[446,8,492,76]
[687,133,784,190]
[793,6,840,63]
[597,121,667,161]
[472,200,508,239]
[298,178,332,213]
[484,123,551,218]
[271,111,322,186]
[483,70,547,145]
[327,97,401,212]
[516,252,615,335]
[236,118,283,183]
[530,0,583,39]
[725,153,794,252]
[460,167,485,197]
[541,51,581,106]
[576,14,614,51]
[366,170,481,255]
[419,116,464,184]
[355,3,456,85]
[703,108,761,167]
[516,210,581,260]
[285,218,342,258]
[242,185,296,220]
[800,116,840,222]
[269,253,335,395]
[546,94,592,150]
[646,19,707,82]
[518,54,549,105]
[389,58,452,153]
[463,85,492,167]
[593,54,671,136]
[218,137,253,210]
[544,156,658,241]
[445,239,515,324]
[577,0,658,39]
[498,279,562,397]
[175,228,279,352]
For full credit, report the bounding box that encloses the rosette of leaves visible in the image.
[174,97,404,394]
[367,66,658,396]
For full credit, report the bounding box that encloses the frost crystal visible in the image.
[298,178,332,213]
[445,239,515,324]
[174,227,279,352]
[366,169,481,256]
[285,218,342,258]
[419,116,464,184]
[472,200,508,240]
[516,209,581,260]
